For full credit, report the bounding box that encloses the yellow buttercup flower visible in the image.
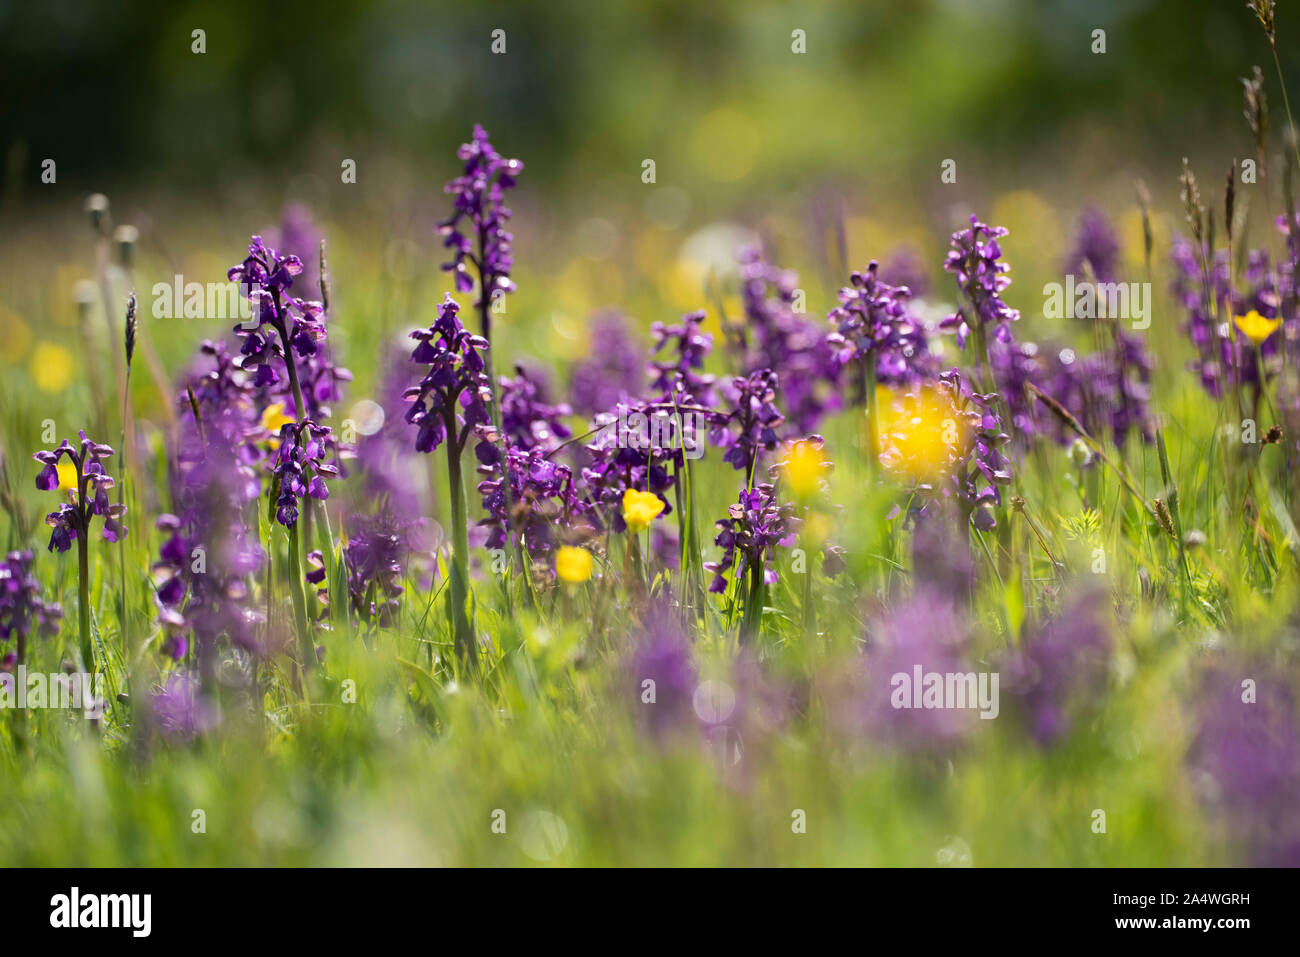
[29,343,75,394]
[56,461,78,492]
[1234,310,1282,347]
[260,402,297,448]
[875,384,965,482]
[555,546,593,584]
[622,489,665,533]
[782,440,828,498]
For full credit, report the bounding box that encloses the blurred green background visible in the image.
[2,0,1293,417]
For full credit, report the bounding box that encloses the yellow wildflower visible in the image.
[260,403,297,448]
[875,385,965,482]
[1234,310,1281,347]
[57,461,78,492]
[782,440,828,498]
[29,343,75,394]
[555,546,593,584]
[622,489,665,533]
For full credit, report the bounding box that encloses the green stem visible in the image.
[286,523,314,681]
[77,532,92,673]
[740,558,765,644]
[445,430,476,669]
[118,368,131,657]
[863,359,879,481]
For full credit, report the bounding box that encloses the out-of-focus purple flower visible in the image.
[1189,661,1300,866]
[991,335,1153,449]
[351,345,433,524]
[344,510,406,626]
[148,673,218,742]
[910,508,975,598]
[879,244,931,298]
[568,311,645,416]
[499,364,572,451]
[271,421,339,528]
[404,294,493,454]
[268,203,323,295]
[940,215,1020,350]
[826,260,933,387]
[439,124,522,305]
[1063,208,1121,282]
[1172,238,1285,399]
[710,368,784,473]
[938,370,1012,530]
[1106,328,1156,445]
[0,551,62,646]
[651,524,680,571]
[628,610,697,740]
[155,346,269,661]
[704,483,801,594]
[34,431,127,552]
[737,245,841,433]
[1005,586,1112,746]
[856,586,977,750]
[988,337,1053,443]
[649,309,717,406]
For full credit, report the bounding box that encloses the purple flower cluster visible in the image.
[404,295,494,453]
[439,124,523,304]
[1171,238,1285,398]
[184,340,256,424]
[649,309,717,406]
[826,259,932,386]
[271,422,338,528]
[0,551,62,653]
[878,245,931,298]
[580,402,679,533]
[153,500,266,660]
[736,245,841,433]
[499,364,572,451]
[990,335,1153,448]
[939,371,1012,530]
[34,432,127,552]
[710,368,784,473]
[228,236,325,395]
[476,443,592,555]
[941,215,1020,350]
[704,483,801,593]
[343,511,406,626]
[147,673,217,742]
